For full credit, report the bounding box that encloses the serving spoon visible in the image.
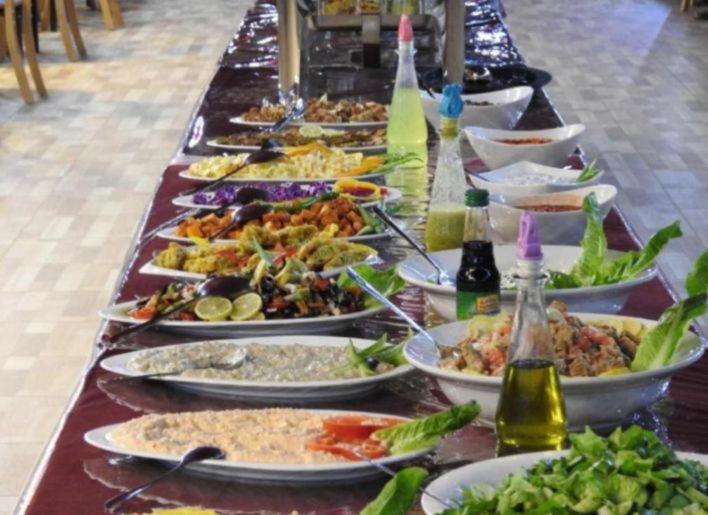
[370,205,453,286]
[104,446,225,513]
[345,267,456,359]
[102,276,252,345]
[266,96,305,133]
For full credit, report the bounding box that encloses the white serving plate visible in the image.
[489,184,618,244]
[99,301,385,338]
[171,186,404,210]
[397,245,657,319]
[420,86,533,130]
[463,124,585,169]
[138,254,382,282]
[229,115,388,130]
[422,450,708,513]
[178,168,392,184]
[470,160,605,197]
[206,139,387,155]
[405,314,704,431]
[85,409,431,485]
[100,336,414,402]
[155,227,393,245]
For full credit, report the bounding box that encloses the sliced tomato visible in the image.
[307,439,360,461]
[130,306,157,320]
[322,416,402,440]
[307,436,390,461]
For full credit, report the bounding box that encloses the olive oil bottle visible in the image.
[495,212,567,456]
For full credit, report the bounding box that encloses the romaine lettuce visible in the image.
[360,467,429,515]
[337,264,407,308]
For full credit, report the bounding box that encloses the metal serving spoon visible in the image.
[105,350,247,383]
[104,446,225,513]
[267,96,305,133]
[103,276,252,345]
[345,267,455,359]
[370,205,453,286]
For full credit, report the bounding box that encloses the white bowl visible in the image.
[463,124,585,169]
[422,450,708,514]
[470,160,605,197]
[489,184,618,244]
[397,245,657,320]
[404,315,705,431]
[420,86,533,130]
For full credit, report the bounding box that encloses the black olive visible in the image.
[365,357,379,369]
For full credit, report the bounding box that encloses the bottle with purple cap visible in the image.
[495,212,567,456]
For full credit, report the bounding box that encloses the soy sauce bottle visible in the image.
[455,189,501,320]
[495,212,567,456]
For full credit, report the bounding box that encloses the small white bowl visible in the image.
[404,315,705,431]
[464,124,585,169]
[489,184,617,244]
[470,160,605,198]
[420,86,533,130]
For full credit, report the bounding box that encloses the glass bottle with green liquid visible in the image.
[424,83,467,251]
[386,14,428,167]
[495,211,567,456]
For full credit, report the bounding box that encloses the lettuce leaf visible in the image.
[373,402,480,455]
[355,330,411,367]
[569,193,607,286]
[360,467,429,515]
[337,264,407,308]
[630,293,707,371]
[685,250,708,296]
[601,221,682,284]
[576,159,603,182]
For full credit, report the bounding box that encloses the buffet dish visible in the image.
[420,86,533,129]
[404,310,704,430]
[180,145,417,183]
[464,124,585,168]
[100,335,413,401]
[171,180,403,210]
[469,160,605,196]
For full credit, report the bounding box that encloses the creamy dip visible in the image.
[127,341,391,382]
[492,173,578,186]
[109,408,348,464]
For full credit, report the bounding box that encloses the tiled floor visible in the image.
[0,0,705,513]
[0,0,251,512]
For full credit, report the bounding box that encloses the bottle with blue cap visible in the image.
[424,83,468,251]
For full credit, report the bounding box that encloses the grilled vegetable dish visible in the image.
[215,126,386,148]
[241,97,387,124]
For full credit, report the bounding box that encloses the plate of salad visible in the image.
[171,181,404,211]
[100,265,406,337]
[398,195,682,319]
[85,404,478,485]
[418,426,708,514]
[100,334,414,402]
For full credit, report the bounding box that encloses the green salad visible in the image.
[547,193,682,290]
[363,426,708,515]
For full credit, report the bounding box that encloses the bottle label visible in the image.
[456,291,501,320]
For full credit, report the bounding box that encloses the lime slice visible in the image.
[599,367,631,376]
[194,296,233,321]
[298,124,325,138]
[230,293,263,321]
[621,319,644,338]
[248,312,266,321]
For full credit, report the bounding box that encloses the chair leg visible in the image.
[0,17,7,61]
[109,0,122,27]
[40,0,52,30]
[54,0,79,61]
[22,0,47,96]
[681,0,690,11]
[5,5,34,103]
[98,0,117,29]
[64,0,86,57]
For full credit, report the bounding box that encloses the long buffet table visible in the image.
[20,1,708,513]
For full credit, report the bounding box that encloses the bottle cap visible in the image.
[517,211,543,261]
[439,83,463,119]
[398,14,413,42]
[465,188,489,207]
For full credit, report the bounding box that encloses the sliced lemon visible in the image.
[194,296,233,321]
[248,312,266,321]
[230,292,263,321]
[621,319,645,338]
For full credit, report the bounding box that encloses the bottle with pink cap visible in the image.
[495,212,567,456]
[386,14,428,166]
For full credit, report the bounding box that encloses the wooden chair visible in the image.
[98,0,122,30]
[0,0,47,103]
[38,0,87,60]
[680,0,695,11]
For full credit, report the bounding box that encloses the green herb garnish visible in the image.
[576,158,603,182]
